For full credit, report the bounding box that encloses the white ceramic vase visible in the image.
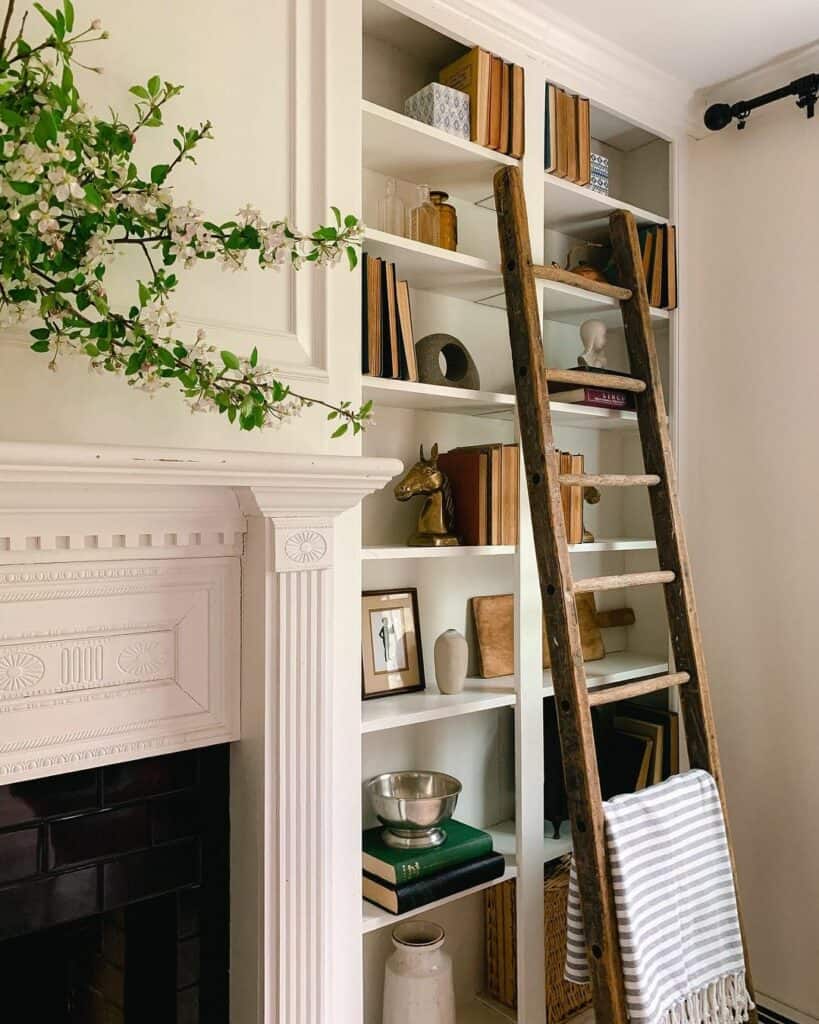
[382,920,456,1024]
[434,629,468,694]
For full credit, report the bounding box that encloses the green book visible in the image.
[362,819,492,885]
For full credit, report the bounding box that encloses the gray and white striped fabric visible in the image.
[565,769,753,1024]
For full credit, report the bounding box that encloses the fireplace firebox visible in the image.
[0,746,229,1023]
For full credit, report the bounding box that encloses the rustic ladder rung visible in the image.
[574,570,675,593]
[494,165,756,1024]
[546,368,646,394]
[558,473,660,488]
[587,671,691,707]
[532,262,633,301]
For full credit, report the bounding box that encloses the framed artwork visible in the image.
[361,589,425,700]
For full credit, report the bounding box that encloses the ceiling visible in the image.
[527,0,819,88]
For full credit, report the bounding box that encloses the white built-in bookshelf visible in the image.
[358,3,677,1022]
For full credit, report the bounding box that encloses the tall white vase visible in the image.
[434,629,468,694]
[382,920,456,1024]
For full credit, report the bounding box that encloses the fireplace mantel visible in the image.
[0,438,401,1024]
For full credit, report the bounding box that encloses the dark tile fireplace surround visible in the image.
[0,746,229,1023]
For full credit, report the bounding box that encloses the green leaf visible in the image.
[250,346,258,368]
[10,180,38,195]
[220,350,241,371]
[84,183,103,208]
[30,340,51,352]
[129,85,150,99]
[331,423,349,439]
[34,109,58,147]
[150,163,169,185]
[55,278,76,292]
[84,343,99,357]
[148,75,161,97]
[0,107,24,127]
[344,214,358,228]
[360,399,373,415]
[33,3,58,30]
[30,327,50,340]
[154,347,176,368]
[330,205,341,227]
[345,246,357,271]
[63,0,75,32]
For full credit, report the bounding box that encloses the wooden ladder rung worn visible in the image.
[587,672,691,708]
[573,570,675,593]
[532,262,633,301]
[493,164,757,1024]
[558,473,660,488]
[546,368,646,393]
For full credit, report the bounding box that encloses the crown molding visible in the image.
[430,0,693,138]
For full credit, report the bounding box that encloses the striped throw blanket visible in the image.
[565,769,753,1024]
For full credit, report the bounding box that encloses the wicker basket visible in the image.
[485,854,591,1022]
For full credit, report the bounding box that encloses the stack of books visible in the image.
[544,83,590,186]
[558,451,585,544]
[639,224,677,310]
[438,443,520,546]
[361,252,418,380]
[439,47,525,158]
[362,819,506,914]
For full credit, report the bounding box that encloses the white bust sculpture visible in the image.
[578,319,608,369]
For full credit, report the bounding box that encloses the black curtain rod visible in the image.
[704,73,819,131]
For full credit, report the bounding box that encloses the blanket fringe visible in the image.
[660,971,753,1024]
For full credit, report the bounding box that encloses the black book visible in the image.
[362,851,505,914]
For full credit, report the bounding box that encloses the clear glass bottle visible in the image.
[408,184,439,247]
[378,177,406,238]
[429,190,457,251]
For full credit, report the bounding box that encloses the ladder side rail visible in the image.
[494,166,628,1024]
[608,209,758,1017]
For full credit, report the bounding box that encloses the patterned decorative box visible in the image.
[591,152,609,175]
[404,82,470,140]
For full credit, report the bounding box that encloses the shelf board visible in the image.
[362,100,516,204]
[543,651,669,698]
[544,173,668,241]
[363,544,516,560]
[362,377,515,418]
[570,537,656,552]
[362,864,516,934]
[461,998,517,1023]
[361,377,638,429]
[364,229,502,303]
[487,819,573,867]
[362,681,516,733]
[480,276,670,328]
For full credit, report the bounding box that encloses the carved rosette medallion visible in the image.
[284,530,328,564]
[117,639,167,677]
[0,651,46,692]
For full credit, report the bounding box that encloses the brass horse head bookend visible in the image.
[394,444,460,547]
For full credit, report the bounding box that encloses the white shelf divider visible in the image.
[362,544,516,560]
[361,377,639,430]
[362,100,516,204]
[362,864,516,934]
[544,172,668,241]
[363,228,502,303]
[543,651,669,698]
[362,680,516,734]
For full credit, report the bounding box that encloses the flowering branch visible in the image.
[0,0,372,436]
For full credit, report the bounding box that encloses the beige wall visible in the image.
[686,110,819,1018]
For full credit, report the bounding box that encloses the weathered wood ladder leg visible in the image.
[494,164,757,1024]
[494,166,629,1024]
[609,210,758,1023]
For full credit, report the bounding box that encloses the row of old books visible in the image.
[440,47,525,157]
[640,224,678,310]
[361,252,418,380]
[544,698,680,837]
[544,82,590,185]
[362,819,505,914]
[438,443,520,546]
[438,445,586,546]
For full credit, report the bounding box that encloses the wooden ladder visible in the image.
[493,166,757,1024]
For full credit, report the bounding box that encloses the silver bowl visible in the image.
[365,770,462,849]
